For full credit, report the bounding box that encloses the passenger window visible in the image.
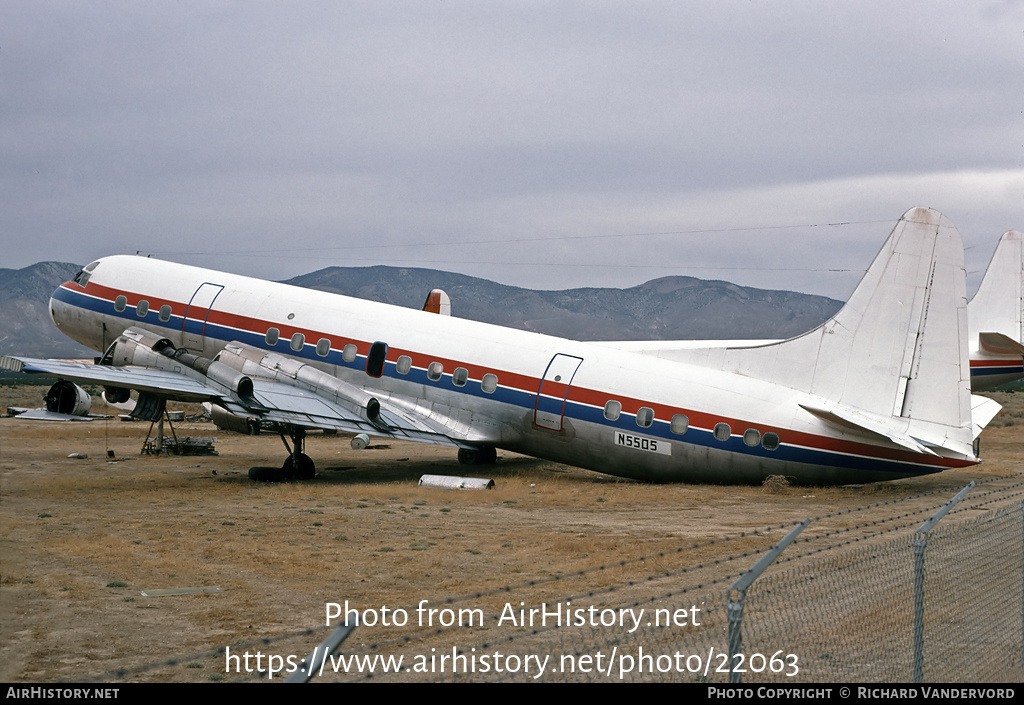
[396,355,412,374]
[136,300,149,317]
[366,341,388,378]
[714,423,731,442]
[452,367,468,386]
[316,338,331,357]
[342,344,358,363]
[265,328,280,345]
[290,333,305,352]
[762,432,780,451]
[427,362,444,381]
[604,400,621,421]
[743,429,761,447]
[670,414,689,435]
[636,407,654,428]
[114,295,127,312]
[481,373,498,393]
[159,305,172,322]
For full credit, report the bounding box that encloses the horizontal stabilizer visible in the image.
[799,402,936,455]
[978,332,1024,355]
[971,395,1002,439]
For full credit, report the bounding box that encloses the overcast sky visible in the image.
[2,1,1021,300]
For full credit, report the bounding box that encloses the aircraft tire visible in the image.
[282,453,316,480]
[457,446,497,465]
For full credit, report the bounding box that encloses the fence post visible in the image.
[727,518,809,683]
[285,619,358,683]
[911,481,974,683]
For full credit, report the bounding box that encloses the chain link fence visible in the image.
[414,488,1024,682]
[86,478,1024,683]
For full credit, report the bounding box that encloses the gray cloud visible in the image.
[2,1,1021,300]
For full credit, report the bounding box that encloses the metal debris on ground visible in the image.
[139,587,223,597]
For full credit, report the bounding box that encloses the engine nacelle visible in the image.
[103,386,131,404]
[207,403,260,435]
[44,380,92,416]
[216,342,384,426]
[107,327,254,400]
[104,327,176,366]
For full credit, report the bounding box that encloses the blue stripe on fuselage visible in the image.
[53,284,955,477]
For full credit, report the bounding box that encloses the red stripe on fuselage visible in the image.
[65,280,976,471]
[971,358,1023,368]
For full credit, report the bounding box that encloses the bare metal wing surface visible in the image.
[2,346,462,447]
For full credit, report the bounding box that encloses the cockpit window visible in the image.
[73,261,99,287]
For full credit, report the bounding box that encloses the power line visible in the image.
[144,219,889,259]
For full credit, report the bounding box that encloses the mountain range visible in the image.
[1,261,841,358]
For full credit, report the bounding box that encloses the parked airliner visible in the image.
[0,207,998,484]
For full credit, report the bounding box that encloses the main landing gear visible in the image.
[248,426,316,482]
[458,445,497,466]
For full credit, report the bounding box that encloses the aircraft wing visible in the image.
[6,408,100,422]
[2,356,223,402]
[2,348,465,447]
[242,379,462,446]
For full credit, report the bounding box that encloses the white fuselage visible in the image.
[49,255,976,484]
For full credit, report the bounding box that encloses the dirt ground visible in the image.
[2,386,1022,683]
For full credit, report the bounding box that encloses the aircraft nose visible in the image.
[48,281,95,349]
[49,284,71,328]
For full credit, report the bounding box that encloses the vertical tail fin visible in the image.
[422,288,452,316]
[718,207,975,456]
[968,231,1023,357]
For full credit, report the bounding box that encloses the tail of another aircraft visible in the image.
[717,207,980,459]
[969,230,1024,357]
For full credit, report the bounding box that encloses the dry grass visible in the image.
[3,390,1023,683]
[983,390,1024,427]
[761,474,791,493]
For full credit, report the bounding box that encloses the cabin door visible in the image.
[534,353,583,431]
[182,283,224,352]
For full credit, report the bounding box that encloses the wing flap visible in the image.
[246,379,461,446]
